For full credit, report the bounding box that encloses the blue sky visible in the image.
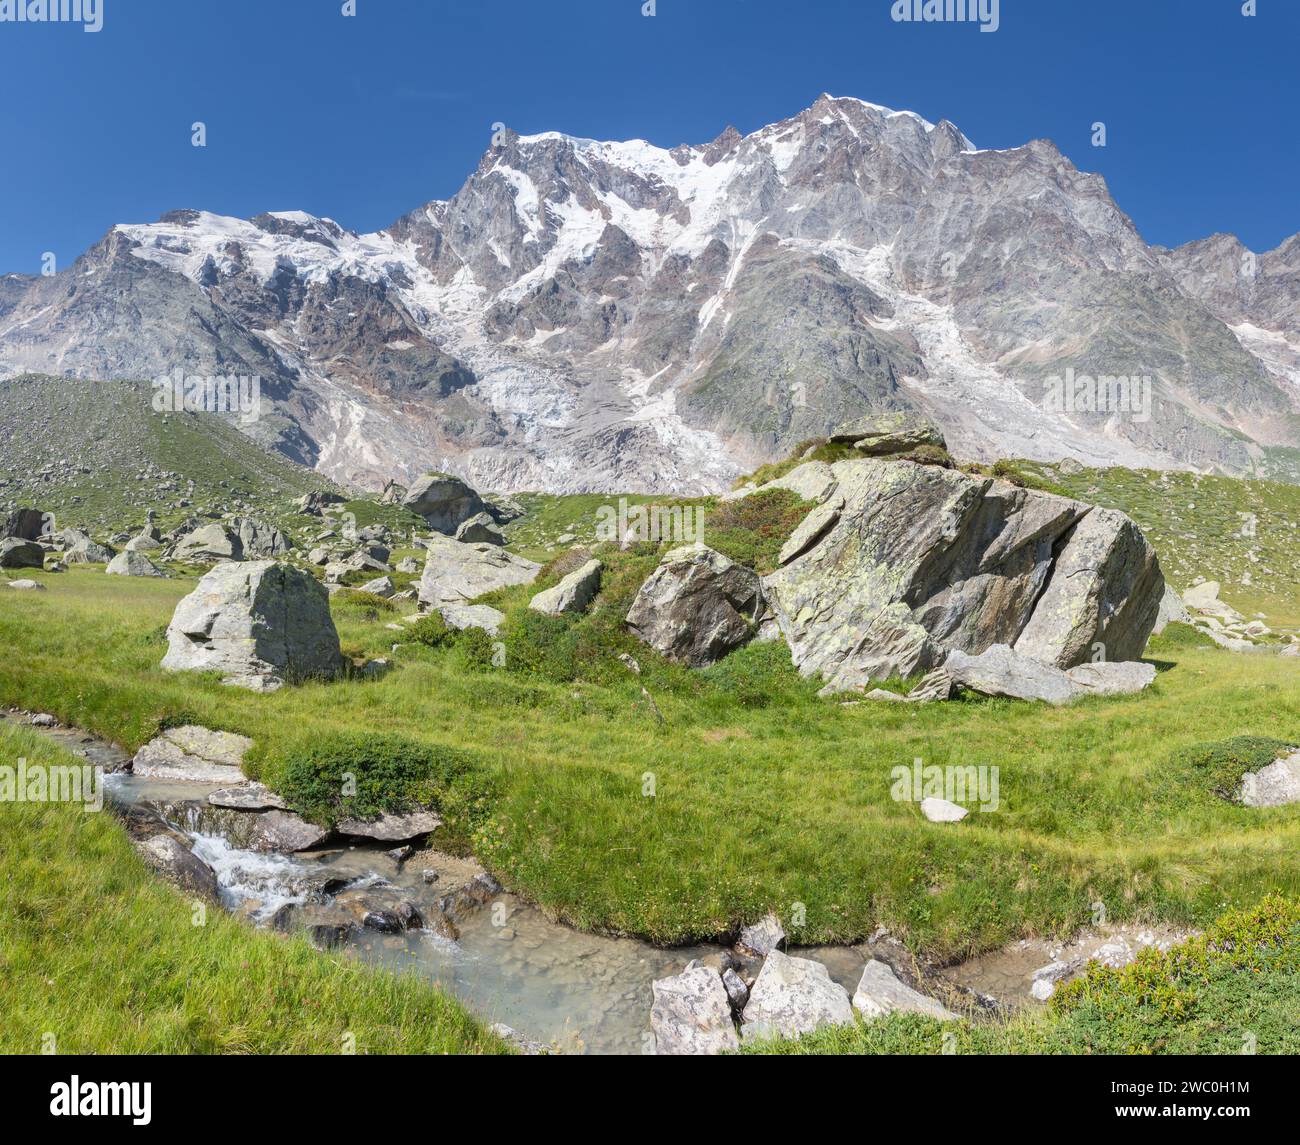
[1,0,1296,275]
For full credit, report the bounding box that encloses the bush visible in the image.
[705,488,815,574]
[406,612,457,649]
[1168,735,1295,801]
[268,732,494,834]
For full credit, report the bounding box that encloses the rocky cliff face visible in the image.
[2,95,1297,492]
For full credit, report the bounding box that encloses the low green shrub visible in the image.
[704,488,815,574]
[265,732,495,836]
[1166,735,1294,801]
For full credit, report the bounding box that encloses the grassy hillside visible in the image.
[0,373,340,535]
[1,567,1296,963]
[0,722,506,1055]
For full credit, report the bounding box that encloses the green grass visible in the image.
[0,723,507,1055]
[2,566,1298,963]
[740,895,1300,1055]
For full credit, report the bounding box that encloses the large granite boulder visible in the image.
[417,534,540,608]
[3,507,49,540]
[403,473,488,534]
[739,951,854,1042]
[161,561,343,691]
[64,536,116,564]
[235,518,294,557]
[529,559,602,617]
[626,543,765,667]
[650,963,740,1056]
[106,551,167,577]
[0,538,44,569]
[761,458,1163,693]
[169,523,241,563]
[945,645,1156,705]
[1012,507,1163,668]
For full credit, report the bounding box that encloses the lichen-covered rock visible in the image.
[336,809,442,842]
[763,458,1162,692]
[830,411,946,455]
[1012,507,1164,668]
[133,726,252,783]
[529,559,602,617]
[418,534,540,608]
[650,963,740,1056]
[169,523,241,563]
[626,543,764,667]
[161,560,343,691]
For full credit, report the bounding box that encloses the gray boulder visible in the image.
[946,645,1155,704]
[246,810,331,853]
[650,964,740,1055]
[1239,752,1300,808]
[0,538,43,569]
[65,538,116,564]
[763,458,1162,693]
[736,912,786,958]
[626,543,764,667]
[106,551,167,577]
[132,726,252,783]
[436,602,506,637]
[235,517,294,557]
[852,960,959,1021]
[169,523,241,563]
[739,951,854,1042]
[1064,660,1157,696]
[134,834,221,901]
[403,473,487,534]
[161,561,343,691]
[830,411,946,455]
[454,512,506,546]
[1012,507,1164,668]
[3,507,48,541]
[6,579,45,591]
[207,782,288,811]
[336,810,442,842]
[529,559,602,617]
[356,575,395,598]
[417,534,540,608]
[1152,584,1192,635]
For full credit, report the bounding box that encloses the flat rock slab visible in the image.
[650,963,740,1055]
[437,602,506,637]
[1064,660,1156,696]
[248,810,331,853]
[945,644,1080,705]
[853,959,958,1021]
[740,950,854,1042]
[132,726,252,783]
[206,781,288,811]
[921,797,968,823]
[337,809,442,842]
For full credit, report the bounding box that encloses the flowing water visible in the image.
[19,715,1116,1052]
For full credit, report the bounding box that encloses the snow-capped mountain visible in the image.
[2,94,1297,492]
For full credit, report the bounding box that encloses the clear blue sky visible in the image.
[1,0,1296,275]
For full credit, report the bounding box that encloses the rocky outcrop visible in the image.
[762,458,1163,693]
[529,559,602,617]
[235,517,293,557]
[161,561,343,691]
[133,834,221,901]
[1011,508,1163,668]
[626,543,764,667]
[1238,751,1300,808]
[403,473,487,534]
[453,512,505,546]
[169,523,241,563]
[417,534,540,608]
[650,963,741,1055]
[830,412,946,455]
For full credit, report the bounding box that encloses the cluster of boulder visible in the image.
[649,913,958,1054]
[1169,579,1295,655]
[619,420,1168,704]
